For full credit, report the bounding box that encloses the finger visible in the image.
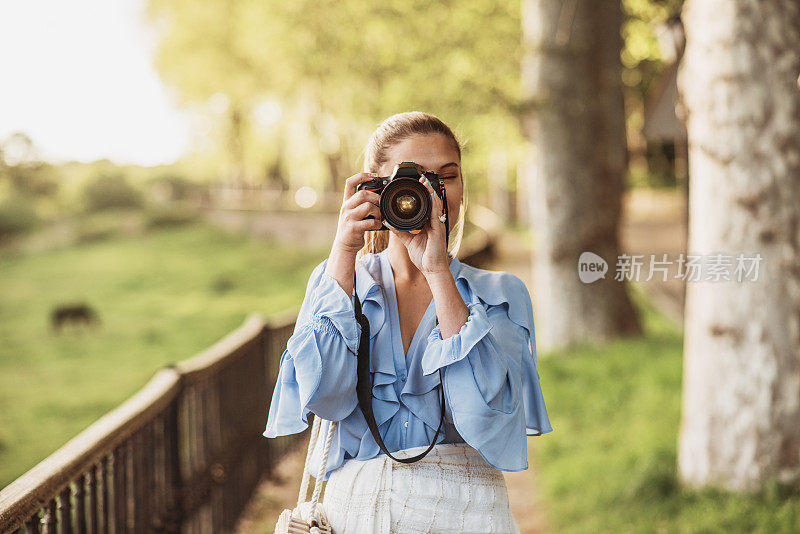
[419,176,442,211]
[419,177,444,226]
[354,218,384,232]
[344,189,381,211]
[344,172,379,201]
[349,201,381,221]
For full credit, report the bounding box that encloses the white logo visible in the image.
[578,252,607,284]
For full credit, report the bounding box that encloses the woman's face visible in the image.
[379,133,463,233]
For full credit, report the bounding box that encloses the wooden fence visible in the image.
[0,208,503,534]
[0,311,302,534]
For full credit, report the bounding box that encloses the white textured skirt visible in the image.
[321,442,521,534]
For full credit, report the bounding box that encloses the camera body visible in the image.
[357,161,447,231]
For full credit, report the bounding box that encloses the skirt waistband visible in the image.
[389,442,485,462]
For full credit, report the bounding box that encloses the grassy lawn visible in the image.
[532,284,800,533]
[0,222,329,488]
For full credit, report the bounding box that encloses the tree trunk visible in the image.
[488,149,513,223]
[226,104,247,184]
[677,0,800,491]
[520,0,642,352]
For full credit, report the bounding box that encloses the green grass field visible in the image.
[532,285,800,533]
[0,222,329,488]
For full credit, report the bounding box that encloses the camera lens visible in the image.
[394,194,418,216]
[381,178,431,230]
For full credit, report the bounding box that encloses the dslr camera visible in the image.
[356,161,448,232]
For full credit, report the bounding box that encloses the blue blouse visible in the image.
[263,249,552,480]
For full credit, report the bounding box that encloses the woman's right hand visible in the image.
[332,172,384,255]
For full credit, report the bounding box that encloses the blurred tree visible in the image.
[0,132,59,198]
[146,0,686,210]
[521,0,643,351]
[145,0,524,195]
[146,173,199,202]
[146,0,267,184]
[677,0,800,491]
[81,173,144,212]
[0,191,41,241]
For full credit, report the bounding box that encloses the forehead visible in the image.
[382,134,460,173]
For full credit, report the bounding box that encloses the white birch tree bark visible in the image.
[521,0,642,352]
[677,0,800,490]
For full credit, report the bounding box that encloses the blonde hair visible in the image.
[356,111,467,260]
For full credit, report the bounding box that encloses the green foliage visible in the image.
[144,0,687,196]
[147,0,522,118]
[81,173,144,213]
[0,222,329,488]
[145,0,525,192]
[1,162,60,199]
[143,203,201,229]
[621,0,684,96]
[146,173,200,201]
[533,285,800,533]
[0,189,42,240]
[0,132,60,199]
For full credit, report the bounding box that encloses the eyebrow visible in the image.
[439,162,459,172]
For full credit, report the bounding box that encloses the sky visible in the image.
[0,0,192,166]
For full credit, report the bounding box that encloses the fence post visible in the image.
[163,400,184,533]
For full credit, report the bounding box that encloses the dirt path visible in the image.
[236,438,312,533]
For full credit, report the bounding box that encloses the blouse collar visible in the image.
[354,249,463,305]
[352,249,532,344]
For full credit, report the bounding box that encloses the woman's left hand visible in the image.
[385,176,449,276]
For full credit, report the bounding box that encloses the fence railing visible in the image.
[0,311,302,534]
[0,207,503,534]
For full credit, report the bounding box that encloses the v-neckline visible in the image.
[382,252,436,363]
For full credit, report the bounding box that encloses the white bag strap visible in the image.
[297,413,321,508]
[297,413,338,514]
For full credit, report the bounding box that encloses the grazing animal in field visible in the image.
[50,302,101,333]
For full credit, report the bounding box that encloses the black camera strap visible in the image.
[351,180,451,463]
[353,275,446,463]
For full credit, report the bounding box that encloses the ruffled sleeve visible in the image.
[420,271,553,471]
[262,259,361,438]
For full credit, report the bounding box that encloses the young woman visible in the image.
[264,111,552,533]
